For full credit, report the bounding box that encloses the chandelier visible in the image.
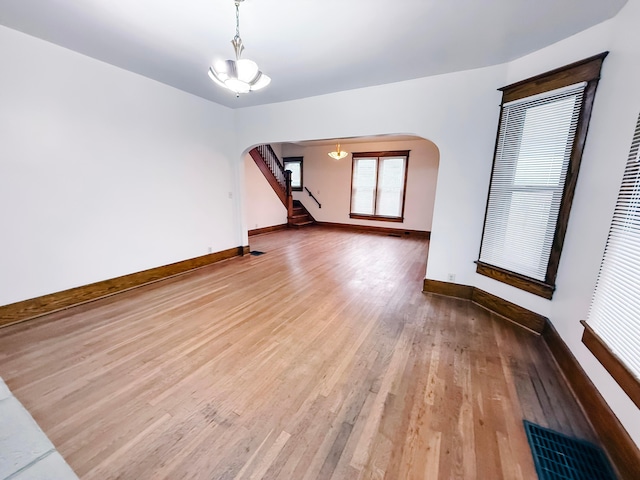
[208,0,271,97]
[328,144,348,160]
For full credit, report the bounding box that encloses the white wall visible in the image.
[505,5,640,444]
[0,26,239,306]
[243,154,287,230]
[281,139,439,231]
[235,2,640,447]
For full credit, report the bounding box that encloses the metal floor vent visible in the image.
[523,421,616,480]
[249,251,265,256]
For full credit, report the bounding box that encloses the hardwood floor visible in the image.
[0,227,597,479]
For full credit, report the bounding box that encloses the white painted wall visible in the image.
[0,26,239,306]
[281,139,439,231]
[243,154,287,230]
[503,5,640,445]
[236,2,640,447]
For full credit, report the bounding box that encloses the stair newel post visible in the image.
[285,169,293,223]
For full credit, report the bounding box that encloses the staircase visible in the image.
[290,200,314,227]
[249,145,315,228]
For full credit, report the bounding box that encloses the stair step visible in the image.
[290,220,314,227]
[291,214,310,220]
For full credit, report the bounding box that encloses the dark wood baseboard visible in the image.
[422,279,546,334]
[248,224,288,236]
[423,278,640,478]
[543,322,640,480]
[316,221,430,238]
[0,245,249,328]
[471,288,546,334]
[422,279,473,299]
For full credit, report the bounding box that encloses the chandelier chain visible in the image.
[235,1,241,40]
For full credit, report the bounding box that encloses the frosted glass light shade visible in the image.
[328,144,348,160]
[208,60,271,95]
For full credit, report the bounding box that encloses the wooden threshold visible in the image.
[0,245,249,328]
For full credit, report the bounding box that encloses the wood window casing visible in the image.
[477,52,608,299]
[581,321,640,409]
[349,150,410,223]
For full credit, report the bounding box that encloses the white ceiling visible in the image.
[0,0,626,109]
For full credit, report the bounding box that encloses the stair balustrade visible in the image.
[249,144,297,226]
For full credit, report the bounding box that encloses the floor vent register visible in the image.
[523,420,616,480]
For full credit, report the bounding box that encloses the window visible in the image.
[476,53,607,299]
[582,112,640,409]
[284,157,303,191]
[350,151,409,222]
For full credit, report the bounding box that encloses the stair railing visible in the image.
[304,187,321,208]
[256,144,287,191]
[250,144,294,222]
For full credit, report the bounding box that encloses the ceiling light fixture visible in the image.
[208,0,270,97]
[328,144,348,160]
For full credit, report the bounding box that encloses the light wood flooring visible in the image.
[0,227,597,479]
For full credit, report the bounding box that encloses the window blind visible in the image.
[479,82,586,281]
[587,113,640,380]
[351,157,378,215]
[376,157,406,218]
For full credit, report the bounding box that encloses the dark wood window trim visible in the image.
[349,150,410,223]
[475,261,554,299]
[283,156,303,192]
[477,52,608,299]
[581,321,640,409]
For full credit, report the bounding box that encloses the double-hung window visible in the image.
[582,112,640,409]
[477,53,607,299]
[284,157,303,191]
[350,151,409,222]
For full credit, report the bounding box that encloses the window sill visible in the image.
[581,320,640,409]
[475,261,554,299]
[349,214,404,223]
[292,187,303,192]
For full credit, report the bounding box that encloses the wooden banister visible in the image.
[249,145,294,223]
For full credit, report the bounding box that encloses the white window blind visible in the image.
[377,157,406,218]
[479,83,586,281]
[351,158,378,215]
[587,114,640,380]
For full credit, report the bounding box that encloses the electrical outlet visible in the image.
[208,247,213,253]
[448,273,456,282]
[228,192,233,199]
[317,190,320,195]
